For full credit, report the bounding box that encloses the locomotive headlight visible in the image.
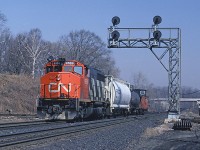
[56,75,60,81]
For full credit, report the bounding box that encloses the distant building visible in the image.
[149,98,200,113]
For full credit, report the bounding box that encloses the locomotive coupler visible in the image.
[48,105,62,114]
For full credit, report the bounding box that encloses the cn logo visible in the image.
[49,83,71,93]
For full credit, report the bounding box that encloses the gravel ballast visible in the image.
[27,113,167,150]
[2,112,199,150]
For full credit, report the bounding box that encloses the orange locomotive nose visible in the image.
[40,72,81,99]
[56,73,81,99]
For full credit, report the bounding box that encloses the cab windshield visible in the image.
[74,66,83,75]
[54,66,62,72]
[64,66,83,75]
[45,64,83,75]
[45,66,62,73]
[64,66,73,72]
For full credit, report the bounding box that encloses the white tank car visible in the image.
[105,76,131,112]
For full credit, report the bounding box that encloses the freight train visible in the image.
[37,57,148,120]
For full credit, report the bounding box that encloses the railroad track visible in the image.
[0,115,144,148]
[0,120,64,129]
[0,113,36,117]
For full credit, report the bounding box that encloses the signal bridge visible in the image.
[107,16,181,119]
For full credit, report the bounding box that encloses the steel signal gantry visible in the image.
[107,16,181,119]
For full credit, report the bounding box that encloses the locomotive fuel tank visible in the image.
[105,76,131,111]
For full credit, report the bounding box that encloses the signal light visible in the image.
[112,16,120,26]
[153,16,162,25]
[153,30,162,40]
[111,30,120,41]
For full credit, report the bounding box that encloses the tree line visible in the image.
[0,11,200,99]
[131,70,200,98]
[0,12,119,79]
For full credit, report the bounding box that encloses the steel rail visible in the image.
[0,120,50,129]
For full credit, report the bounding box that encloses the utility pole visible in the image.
[107,16,181,119]
[197,100,200,116]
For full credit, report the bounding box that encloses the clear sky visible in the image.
[0,0,200,89]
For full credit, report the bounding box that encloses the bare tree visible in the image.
[58,29,119,76]
[0,12,11,73]
[16,28,48,78]
[181,86,200,98]
[131,72,170,98]
[132,72,149,89]
[0,11,6,31]
[0,29,13,73]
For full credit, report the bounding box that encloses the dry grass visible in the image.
[142,124,172,138]
[0,74,39,114]
[180,109,199,118]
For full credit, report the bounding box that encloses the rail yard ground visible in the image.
[0,112,199,150]
[0,74,200,149]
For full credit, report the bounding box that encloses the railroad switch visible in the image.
[172,119,192,131]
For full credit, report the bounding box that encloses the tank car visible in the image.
[37,57,109,120]
[105,76,131,116]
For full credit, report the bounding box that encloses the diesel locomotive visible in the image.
[37,57,148,120]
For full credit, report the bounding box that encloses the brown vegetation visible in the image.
[0,74,39,114]
[142,124,172,138]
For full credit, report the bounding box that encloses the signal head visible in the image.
[153,30,162,40]
[153,16,162,25]
[112,16,120,26]
[111,30,120,41]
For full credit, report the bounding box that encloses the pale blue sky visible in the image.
[1,0,200,88]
